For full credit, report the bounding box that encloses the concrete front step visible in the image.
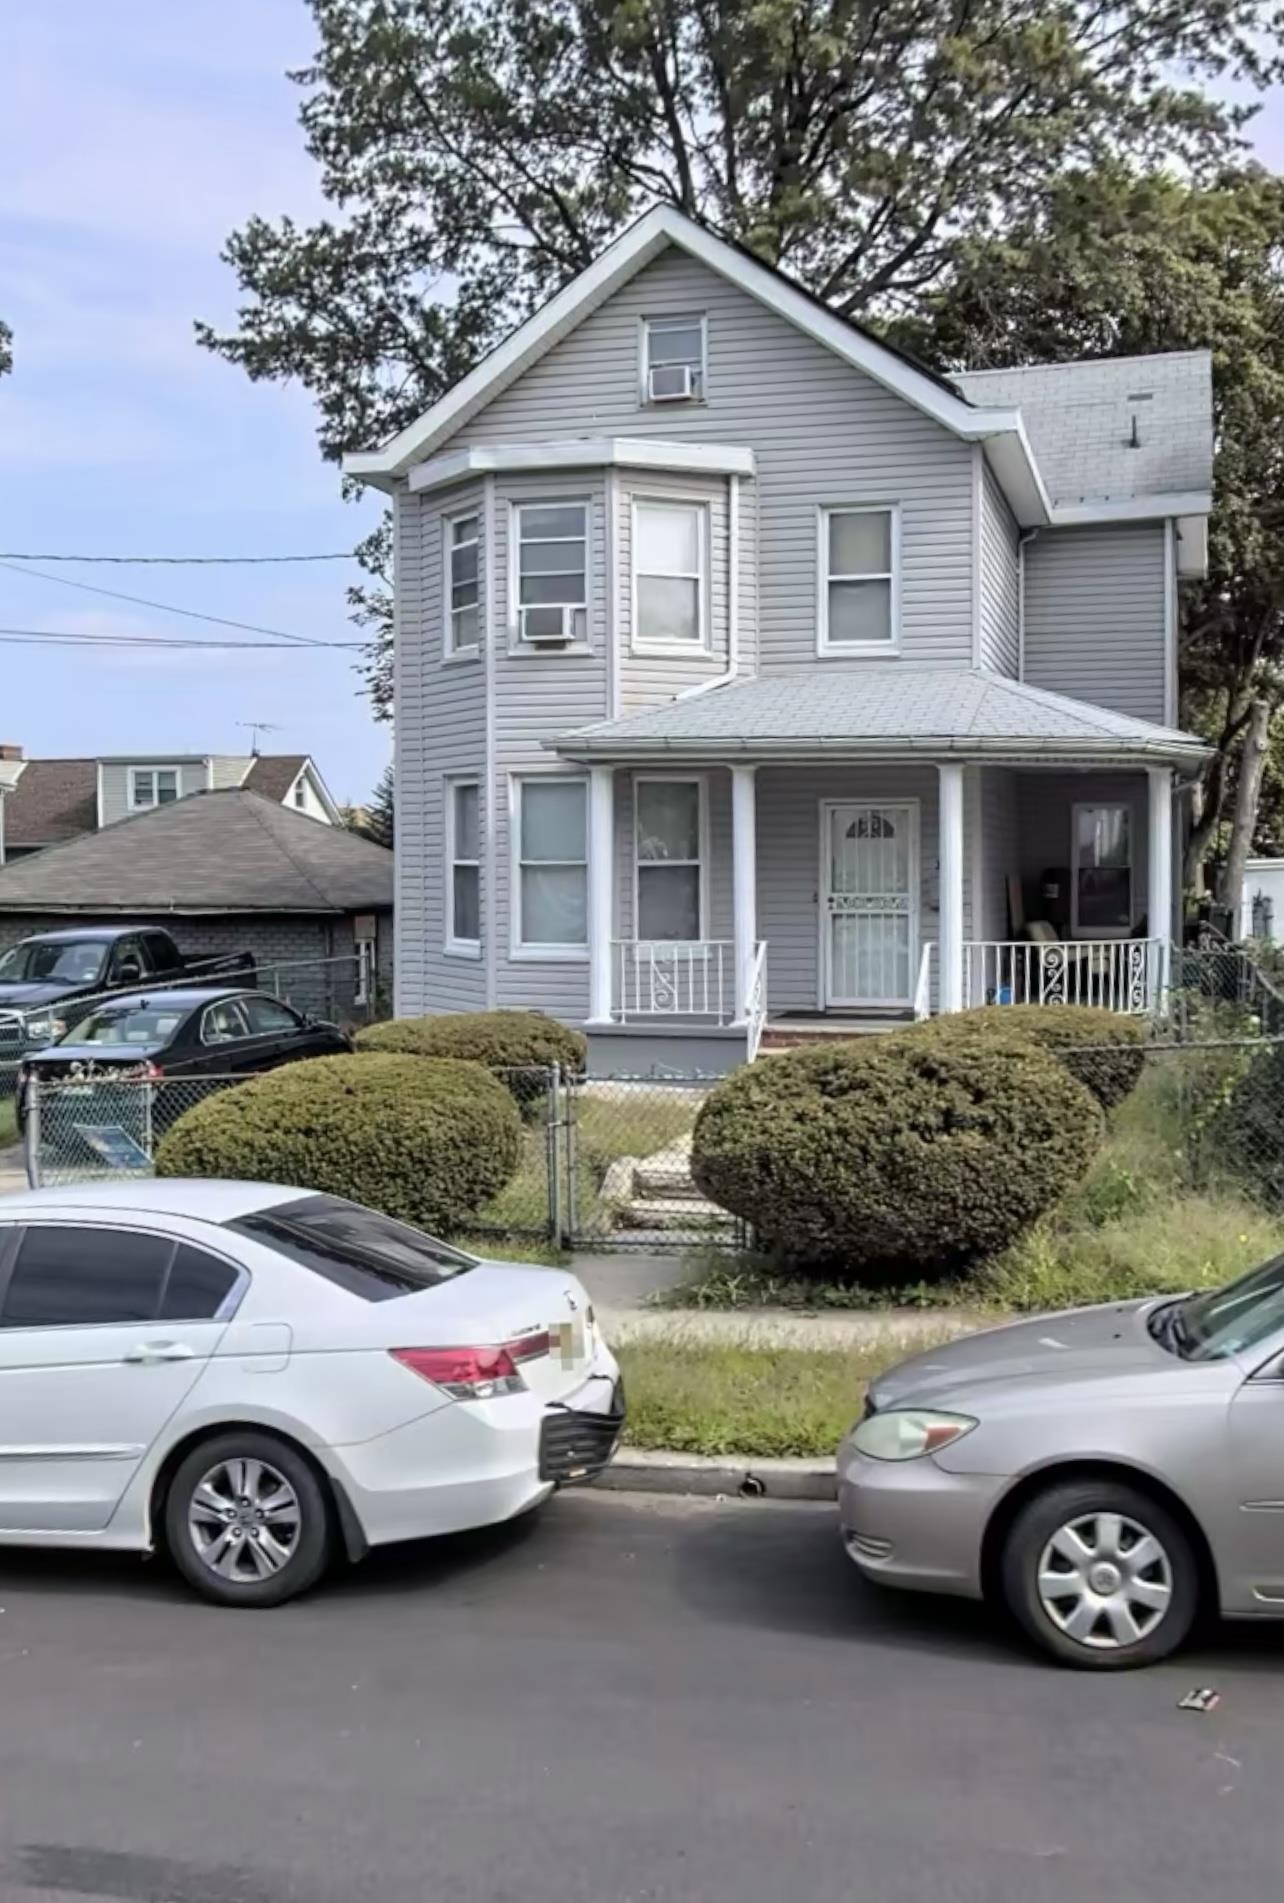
[760,1017,912,1050]
[617,1196,736,1232]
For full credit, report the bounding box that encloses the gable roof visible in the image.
[953,352,1213,514]
[549,667,1209,767]
[2,759,99,849]
[0,789,393,915]
[244,753,308,802]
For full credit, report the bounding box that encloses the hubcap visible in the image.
[187,1457,300,1583]
[1036,1511,1173,1651]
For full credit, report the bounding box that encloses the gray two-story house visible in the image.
[346,205,1212,1072]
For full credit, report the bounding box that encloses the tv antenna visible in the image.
[237,720,283,756]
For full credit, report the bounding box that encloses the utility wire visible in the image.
[0,626,364,651]
[0,559,342,647]
[0,550,356,565]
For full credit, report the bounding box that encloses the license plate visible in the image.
[551,1318,585,1366]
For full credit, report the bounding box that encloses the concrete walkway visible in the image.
[0,1143,27,1198]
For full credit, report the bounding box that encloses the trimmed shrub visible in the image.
[913,1004,1147,1110]
[691,1029,1103,1282]
[156,1054,521,1233]
[355,1010,585,1111]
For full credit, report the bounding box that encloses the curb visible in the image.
[597,1448,836,1502]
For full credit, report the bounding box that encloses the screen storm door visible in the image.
[821,801,918,1007]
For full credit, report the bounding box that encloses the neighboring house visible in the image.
[0,789,392,1020]
[345,204,1212,1073]
[1241,861,1284,943]
[0,749,337,863]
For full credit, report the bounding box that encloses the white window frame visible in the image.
[1070,800,1135,941]
[640,313,708,404]
[508,498,591,652]
[633,773,709,944]
[816,504,901,656]
[443,507,482,660]
[510,772,590,961]
[630,496,710,655]
[444,776,482,959]
[129,765,182,810]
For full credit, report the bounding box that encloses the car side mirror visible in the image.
[117,961,142,984]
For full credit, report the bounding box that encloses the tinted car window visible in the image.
[229,1195,475,1302]
[0,941,107,985]
[2,1226,172,1327]
[159,1244,240,1321]
[241,997,302,1036]
[61,1002,188,1046]
[143,932,183,973]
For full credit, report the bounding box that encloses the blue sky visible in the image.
[2,4,1283,810]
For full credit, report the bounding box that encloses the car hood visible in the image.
[0,981,79,1009]
[867,1301,1177,1410]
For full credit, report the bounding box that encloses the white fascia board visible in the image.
[546,733,1211,767]
[342,202,1028,483]
[980,427,1051,527]
[1174,513,1210,578]
[1049,491,1212,528]
[407,436,756,494]
[300,758,342,824]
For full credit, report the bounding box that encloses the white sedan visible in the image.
[0,1181,624,1605]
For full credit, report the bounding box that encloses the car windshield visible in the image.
[1177,1253,1284,1362]
[227,1194,478,1301]
[59,1002,187,1047]
[0,940,107,985]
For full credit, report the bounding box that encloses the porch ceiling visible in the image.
[548,666,1210,768]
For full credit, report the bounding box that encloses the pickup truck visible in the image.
[0,926,256,1058]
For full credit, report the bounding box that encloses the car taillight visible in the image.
[390,1345,527,1400]
[139,1061,164,1080]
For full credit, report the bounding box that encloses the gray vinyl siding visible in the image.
[394,480,487,1016]
[618,472,731,712]
[1023,525,1167,722]
[977,767,1019,940]
[99,761,207,827]
[457,248,974,670]
[209,756,253,791]
[978,461,1019,677]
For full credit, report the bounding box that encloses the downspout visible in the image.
[482,471,498,1009]
[677,472,740,701]
[1017,529,1039,681]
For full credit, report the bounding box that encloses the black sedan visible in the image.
[17,987,352,1129]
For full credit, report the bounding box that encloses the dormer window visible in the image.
[643,315,706,403]
[130,767,179,809]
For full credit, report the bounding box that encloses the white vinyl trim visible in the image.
[1050,491,1212,527]
[1163,518,1178,728]
[816,504,901,656]
[639,311,709,405]
[818,798,920,1009]
[630,495,711,654]
[128,765,183,810]
[970,445,983,668]
[632,772,710,943]
[482,473,498,1004]
[404,436,755,493]
[509,771,591,960]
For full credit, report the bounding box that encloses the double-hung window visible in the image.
[445,512,480,655]
[515,778,587,953]
[819,507,898,651]
[130,767,180,809]
[446,779,481,952]
[514,503,588,645]
[643,315,706,402]
[635,778,704,941]
[1072,803,1133,937]
[634,500,707,649]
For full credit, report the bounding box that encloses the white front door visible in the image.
[821,801,918,1007]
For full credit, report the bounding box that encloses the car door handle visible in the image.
[123,1341,196,1365]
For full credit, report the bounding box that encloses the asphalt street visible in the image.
[0,1492,1278,1903]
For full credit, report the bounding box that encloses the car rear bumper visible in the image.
[837,1443,1007,1600]
[325,1338,624,1549]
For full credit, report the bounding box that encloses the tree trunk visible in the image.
[1217,697,1271,916]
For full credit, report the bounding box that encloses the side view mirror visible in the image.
[117,961,142,984]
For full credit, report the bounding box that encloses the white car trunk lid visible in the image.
[370,1264,596,1404]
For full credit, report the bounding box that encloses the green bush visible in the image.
[1202,1040,1284,1209]
[156,1054,521,1233]
[913,1004,1146,1109]
[690,1029,1103,1282]
[355,1009,585,1111]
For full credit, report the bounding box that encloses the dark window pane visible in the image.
[241,996,301,1035]
[229,1196,475,1302]
[520,505,585,541]
[160,1244,240,1321]
[453,864,480,941]
[1077,867,1132,932]
[3,1227,171,1327]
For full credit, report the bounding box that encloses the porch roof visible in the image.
[549,667,1209,767]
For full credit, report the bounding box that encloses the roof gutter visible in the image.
[546,734,1210,768]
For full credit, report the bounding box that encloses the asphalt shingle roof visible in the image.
[0,788,393,914]
[552,668,1207,763]
[2,760,99,849]
[244,754,308,801]
[953,352,1213,508]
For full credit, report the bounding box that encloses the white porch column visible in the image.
[937,762,965,1013]
[731,764,757,1020]
[587,765,615,1024]
[1147,765,1174,1009]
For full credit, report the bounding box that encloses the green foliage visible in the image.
[156,1053,520,1233]
[1203,1040,1284,1208]
[916,1004,1147,1108]
[690,1029,1103,1281]
[355,1009,586,1110]
[0,319,10,379]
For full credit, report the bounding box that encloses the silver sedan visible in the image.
[838,1256,1284,1668]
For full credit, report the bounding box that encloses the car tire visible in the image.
[1001,1478,1199,1670]
[164,1431,334,1609]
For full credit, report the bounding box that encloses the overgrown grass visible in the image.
[616,1334,953,1458]
[0,1098,16,1149]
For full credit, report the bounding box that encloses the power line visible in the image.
[0,550,357,565]
[0,559,343,647]
[0,626,363,651]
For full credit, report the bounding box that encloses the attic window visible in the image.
[643,315,706,403]
[130,767,179,809]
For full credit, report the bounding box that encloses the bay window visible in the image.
[635,778,704,941]
[446,779,480,952]
[515,777,588,952]
[634,500,707,649]
[514,502,588,644]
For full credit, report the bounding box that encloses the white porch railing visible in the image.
[913,943,934,1020]
[962,938,1165,1015]
[612,939,768,1032]
[745,942,769,1060]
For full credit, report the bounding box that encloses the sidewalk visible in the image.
[0,1143,26,1198]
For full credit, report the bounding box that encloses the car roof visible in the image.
[19,926,143,944]
[0,1180,306,1222]
[80,987,257,1012]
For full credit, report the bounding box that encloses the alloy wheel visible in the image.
[187,1456,302,1583]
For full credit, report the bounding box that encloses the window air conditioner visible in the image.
[647,362,696,402]
[520,604,575,646]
